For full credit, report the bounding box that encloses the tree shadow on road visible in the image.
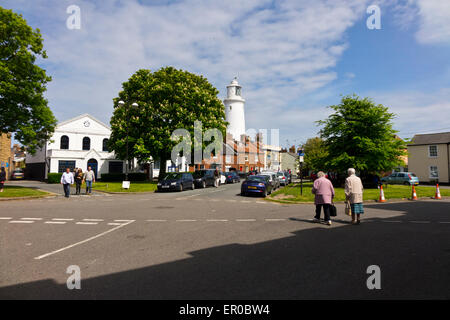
[1,201,449,299]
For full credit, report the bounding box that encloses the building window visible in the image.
[226,155,232,164]
[429,145,438,157]
[429,166,439,179]
[102,138,109,152]
[58,160,76,173]
[82,137,91,150]
[60,135,69,149]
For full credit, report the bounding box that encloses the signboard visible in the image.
[299,156,304,163]
[122,181,130,189]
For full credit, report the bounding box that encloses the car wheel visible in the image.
[241,191,246,196]
[179,184,183,192]
[202,181,206,188]
[263,190,267,197]
[192,183,195,190]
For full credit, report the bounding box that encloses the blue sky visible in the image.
[4,0,450,148]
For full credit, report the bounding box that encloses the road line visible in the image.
[45,221,67,224]
[146,219,167,222]
[76,222,98,225]
[382,220,402,223]
[240,200,251,203]
[0,217,12,220]
[438,221,450,224]
[82,219,104,222]
[114,219,134,222]
[410,221,431,224]
[52,218,74,221]
[265,218,287,221]
[236,219,256,222]
[9,220,34,224]
[107,222,123,226]
[34,220,135,260]
[20,218,43,220]
[207,219,228,222]
[176,219,197,222]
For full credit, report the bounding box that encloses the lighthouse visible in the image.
[224,77,246,141]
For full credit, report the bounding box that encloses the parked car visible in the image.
[241,175,273,197]
[277,172,289,186]
[219,171,226,185]
[225,171,241,184]
[259,172,280,190]
[157,172,195,192]
[193,169,215,188]
[283,171,292,184]
[381,172,419,186]
[11,168,24,180]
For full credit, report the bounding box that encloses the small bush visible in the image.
[100,173,147,182]
[47,173,63,184]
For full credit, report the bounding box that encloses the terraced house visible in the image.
[407,132,450,184]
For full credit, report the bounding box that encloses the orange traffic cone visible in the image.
[411,185,418,200]
[435,183,442,200]
[378,185,386,202]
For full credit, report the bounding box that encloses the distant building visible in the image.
[224,78,246,141]
[26,114,124,180]
[0,133,12,179]
[262,144,281,171]
[280,151,298,172]
[407,132,450,183]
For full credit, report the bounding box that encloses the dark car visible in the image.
[193,169,216,188]
[225,171,240,184]
[241,175,273,197]
[157,172,195,192]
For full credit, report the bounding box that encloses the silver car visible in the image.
[259,172,280,190]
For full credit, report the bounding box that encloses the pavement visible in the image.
[0,181,449,299]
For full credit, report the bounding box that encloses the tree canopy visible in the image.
[303,137,328,172]
[0,7,56,153]
[109,67,227,179]
[317,94,406,175]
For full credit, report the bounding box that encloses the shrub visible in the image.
[47,173,63,184]
[100,172,147,182]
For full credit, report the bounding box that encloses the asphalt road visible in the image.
[0,181,449,299]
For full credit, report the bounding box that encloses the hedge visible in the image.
[100,173,147,182]
[47,173,63,184]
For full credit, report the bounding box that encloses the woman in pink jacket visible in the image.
[312,171,335,225]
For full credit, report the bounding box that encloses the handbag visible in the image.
[330,203,337,217]
[345,201,352,216]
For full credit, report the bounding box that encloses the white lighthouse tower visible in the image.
[224,77,246,141]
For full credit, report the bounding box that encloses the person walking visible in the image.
[345,168,364,225]
[214,168,220,188]
[60,167,74,198]
[74,168,83,195]
[0,167,6,193]
[311,171,335,226]
[83,166,95,194]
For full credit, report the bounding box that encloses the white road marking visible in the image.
[265,218,287,221]
[20,218,43,220]
[207,219,228,222]
[226,200,237,202]
[438,221,450,224]
[45,221,67,225]
[107,222,123,226]
[114,219,134,222]
[236,219,256,222]
[146,219,167,222]
[0,217,12,220]
[76,222,98,225]
[176,219,197,222]
[34,220,135,260]
[52,218,74,221]
[82,219,104,222]
[382,220,402,223]
[240,200,251,203]
[410,221,431,224]
[9,220,34,224]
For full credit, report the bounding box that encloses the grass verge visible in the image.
[0,186,50,198]
[93,181,158,193]
[267,183,450,204]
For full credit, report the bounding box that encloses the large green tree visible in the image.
[109,67,227,179]
[317,94,406,175]
[0,7,56,153]
[303,137,328,172]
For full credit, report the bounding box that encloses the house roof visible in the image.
[408,132,450,146]
[57,113,111,130]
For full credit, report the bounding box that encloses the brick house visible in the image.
[0,133,12,179]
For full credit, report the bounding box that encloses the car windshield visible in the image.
[193,171,206,178]
[410,173,417,177]
[277,172,284,176]
[247,176,266,182]
[14,169,23,173]
[163,173,182,180]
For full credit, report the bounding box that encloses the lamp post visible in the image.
[116,100,139,183]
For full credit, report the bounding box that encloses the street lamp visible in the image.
[116,100,139,183]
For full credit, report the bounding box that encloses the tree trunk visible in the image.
[158,153,169,181]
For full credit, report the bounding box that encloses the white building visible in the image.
[26,114,123,180]
[224,78,246,141]
[263,144,282,171]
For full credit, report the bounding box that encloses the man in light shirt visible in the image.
[83,166,96,194]
[60,167,74,198]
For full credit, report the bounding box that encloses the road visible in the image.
[0,181,449,299]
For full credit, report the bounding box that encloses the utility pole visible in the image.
[298,148,305,195]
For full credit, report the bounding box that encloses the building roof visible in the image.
[57,113,111,130]
[408,132,450,146]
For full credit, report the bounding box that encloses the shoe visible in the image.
[356,220,361,225]
[351,220,357,225]
[326,220,332,226]
[313,218,320,223]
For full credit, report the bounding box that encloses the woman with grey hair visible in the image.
[312,171,335,226]
[345,168,364,225]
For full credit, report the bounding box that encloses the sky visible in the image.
[3,0,450,148]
